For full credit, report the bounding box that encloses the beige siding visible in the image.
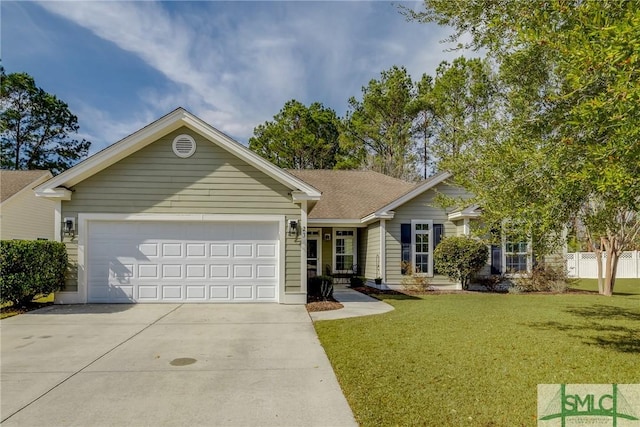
[0,190,55,240]
[321,227,333,274]
[62,127,301,293]
[364,222,380,279]
[386,181,472,285]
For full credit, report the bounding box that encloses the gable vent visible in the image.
[172,134,196,158]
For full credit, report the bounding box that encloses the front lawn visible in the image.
[314,279,640,426]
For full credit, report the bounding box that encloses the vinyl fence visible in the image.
[566,251,640,279]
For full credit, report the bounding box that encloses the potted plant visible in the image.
[374,277,382,285]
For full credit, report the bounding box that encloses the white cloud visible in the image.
[36,1,478,145]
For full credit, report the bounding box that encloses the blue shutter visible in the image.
[401,224,411,275]
[433,224,444,274]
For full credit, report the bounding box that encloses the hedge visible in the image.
[0,240,68,306]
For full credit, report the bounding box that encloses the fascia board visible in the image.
[34,187,72,201]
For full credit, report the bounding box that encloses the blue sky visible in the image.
[2,1,474,154]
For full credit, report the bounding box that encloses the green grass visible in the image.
[314,279,640,426]
[0,294,54,319]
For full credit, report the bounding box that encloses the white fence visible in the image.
[566,251,640,279]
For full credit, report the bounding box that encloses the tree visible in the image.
[433,236,488,290]
[341,66,419,180]
[249,100,350,169]
[428,57,499,162]
[1,70,91,174]
[407,0,640,295]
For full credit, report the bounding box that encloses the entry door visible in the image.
[307,229,321,278]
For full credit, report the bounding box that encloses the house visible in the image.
[34,108,531,304]
[0,170,55,240]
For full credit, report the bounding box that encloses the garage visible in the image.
[86,220,280,303]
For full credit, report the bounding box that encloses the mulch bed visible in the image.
[305,295,344,312]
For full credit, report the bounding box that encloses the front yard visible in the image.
[314,279,640,426]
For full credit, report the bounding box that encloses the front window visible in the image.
[411,220,433,276]
[505,240,528,273]
[334,229,355,272]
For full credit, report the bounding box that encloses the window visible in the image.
[402,221,442,276]
[414,223,430,274]
[505,240,528,273]
[334,229,355,272]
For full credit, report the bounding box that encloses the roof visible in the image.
[34,108,321,201]
[0,170,52,203]
[288,170,416,219]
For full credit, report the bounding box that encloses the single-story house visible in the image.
[34,108,531,304]
[0,170,55,240]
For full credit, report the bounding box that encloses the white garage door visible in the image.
[87,221,279,303]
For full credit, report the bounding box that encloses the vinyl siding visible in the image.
[364,222,380,279]
[386,181,472,285]
[62,127,301,293]
[0,190,55,240]
[321,227,333,274]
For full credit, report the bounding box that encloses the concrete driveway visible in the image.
[0,304,356,427]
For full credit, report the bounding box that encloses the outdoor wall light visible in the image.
[287,219,298,236]
[63,217,76,238]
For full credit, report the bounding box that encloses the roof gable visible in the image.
[0,170,52,203]
[35,108,320,199]
[364,171,453,220]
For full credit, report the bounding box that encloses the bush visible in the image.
[513,264,571,293]
[308,275,334,300]
[401,274,431,292]
[350,276,365,287]
[0,240,68,306]
[434,237,488,290]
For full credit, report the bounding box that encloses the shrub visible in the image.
[350,276,365,287]
[0,240,68,306]
[434,237,488,290]
[308,275,334,300]
[474,275,506,292]
[400,264,431,292]
[514,264,571,293]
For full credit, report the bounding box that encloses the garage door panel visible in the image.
[210,244,230,257]
[210,264,230,278]
[210,285,230,300]
[186,285,206,300]
[87,221,279,303]
[186,244,206,257]
[233,285,253,300]
[186,264,206,278]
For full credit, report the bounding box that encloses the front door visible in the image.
[307,229,321,278]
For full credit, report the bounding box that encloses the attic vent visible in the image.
[172,134,196,158]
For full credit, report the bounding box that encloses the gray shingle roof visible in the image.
[288,170,417,219]
[0,170,51,202]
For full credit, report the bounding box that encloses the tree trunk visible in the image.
[601,239,620,297]
[594,247,604,294]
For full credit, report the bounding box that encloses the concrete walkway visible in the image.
[309,285,394,321]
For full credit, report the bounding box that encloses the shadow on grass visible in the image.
[528,304,640,354]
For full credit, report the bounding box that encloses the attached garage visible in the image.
[35,108,321,305]
[86,220,281,303]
